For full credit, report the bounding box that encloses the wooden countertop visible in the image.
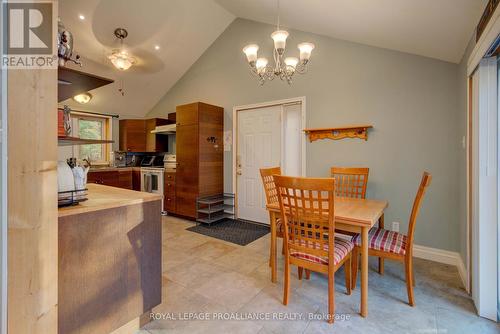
[58,184,162,217]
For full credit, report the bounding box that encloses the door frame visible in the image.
[466,3,500,320]
[232,96,307,219]
[468,58,499,321]
[0,1,7,332]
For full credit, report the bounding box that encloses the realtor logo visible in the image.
[2,1,56,69]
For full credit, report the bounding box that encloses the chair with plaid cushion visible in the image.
[351,172,432,306]
[330,167,369,199]
[274,175,354,324]
[330,167,382,271]
[260,167,285,265]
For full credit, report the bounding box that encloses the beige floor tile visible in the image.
[141,216,497,333]
[193,271,268,310]
[189,240,238,261]
[166,258,231,288]
[213,247,269,275]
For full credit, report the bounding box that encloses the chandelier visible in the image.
[108,28,136,71]
[242,0,315,85]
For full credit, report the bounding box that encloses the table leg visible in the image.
[270,211,277,283]
[361,226,368,317]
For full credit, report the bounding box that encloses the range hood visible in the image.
[151,124,176,134]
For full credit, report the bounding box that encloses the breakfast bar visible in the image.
[58,184,162,334]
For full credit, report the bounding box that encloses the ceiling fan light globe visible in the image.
[108,50,135,71]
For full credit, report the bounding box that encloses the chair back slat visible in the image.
[330,167,369,199]
[406,172,432,250]
[260,167,282,205]
[274,176,336,264]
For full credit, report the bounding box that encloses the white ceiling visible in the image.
[58,0,234,117]
[215,0,487,63]
[60,0,486,117]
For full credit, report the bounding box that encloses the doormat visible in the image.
[187,219,269,246]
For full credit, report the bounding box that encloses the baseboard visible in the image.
[456,256,468,292]
[413,244,459,265]
[413,244,468,289]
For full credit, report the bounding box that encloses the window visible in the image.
[72,113,111,165]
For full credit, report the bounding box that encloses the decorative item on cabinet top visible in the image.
[304,125,373,142]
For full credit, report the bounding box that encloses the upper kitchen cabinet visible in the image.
[146,118,170,152]
[119,119,147,152]
[119,118,170,153]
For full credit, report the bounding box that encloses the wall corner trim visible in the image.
[413,244,468,290]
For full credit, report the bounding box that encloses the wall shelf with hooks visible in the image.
[304,125,373,142]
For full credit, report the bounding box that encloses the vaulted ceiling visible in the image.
[215,0,487,63]
[59,0,486,117]
[58,0,235,117]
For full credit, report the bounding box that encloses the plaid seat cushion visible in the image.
[289,238,354,265]
[352,227,408,255]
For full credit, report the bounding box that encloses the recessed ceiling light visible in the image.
[78,14,85,20]
[154,45,160,50]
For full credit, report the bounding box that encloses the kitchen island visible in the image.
[58,184,162,334]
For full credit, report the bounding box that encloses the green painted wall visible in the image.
[148,18,463,252]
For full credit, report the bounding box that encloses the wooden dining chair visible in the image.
[260,167,284,263]
[330,167,385,272]
[330,167,369,199]
[351,172,432,306]
[274,175,354,324]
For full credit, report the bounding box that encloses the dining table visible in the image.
[266,196,388,317]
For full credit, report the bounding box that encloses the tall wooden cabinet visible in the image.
[175,102,224,218]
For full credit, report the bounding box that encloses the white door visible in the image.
[237,105,281,223]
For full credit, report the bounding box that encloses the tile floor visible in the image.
[138,216,499,334]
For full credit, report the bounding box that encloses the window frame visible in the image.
[71,112,112,166]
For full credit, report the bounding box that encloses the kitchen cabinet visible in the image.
[146,118,169,152]
[164,172,176,213]
[119,118,170,153]
[174,102,223,218]
[118,169,132,189]
[87,169,132,190]
[87,170,120,187]
[132,168,141,191]
[119,120,146,152]
[58,184,161,334]
[176,103,198,126]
